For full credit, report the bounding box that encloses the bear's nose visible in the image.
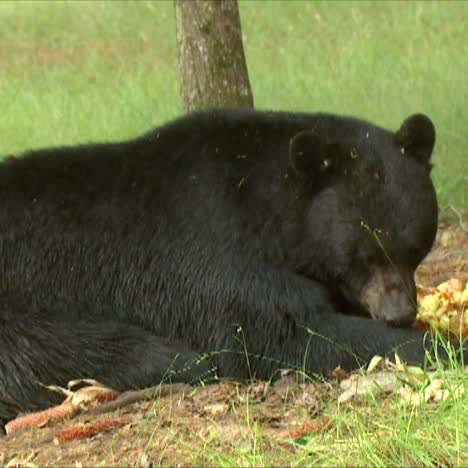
[382,289,416,327]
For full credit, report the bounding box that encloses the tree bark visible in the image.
[174,0,254,112]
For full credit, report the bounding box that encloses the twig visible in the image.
[448,205,468,233]
[86,383,191,416]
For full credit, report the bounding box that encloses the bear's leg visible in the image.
[0,297,210,427]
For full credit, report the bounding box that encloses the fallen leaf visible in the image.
[332,365,350,380]
[203,403,229,416]
[366,355,384,373]
[338,371,399,403]
[289,417,331,438]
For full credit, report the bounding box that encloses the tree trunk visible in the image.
[174,0,254,112]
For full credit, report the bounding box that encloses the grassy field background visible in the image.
[0,0,466,211]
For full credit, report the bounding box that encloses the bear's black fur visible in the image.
[0,108,446,425]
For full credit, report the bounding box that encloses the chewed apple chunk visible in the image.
[415,279,468,336]
[419,292,441,316]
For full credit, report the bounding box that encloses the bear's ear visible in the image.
[395,114,435,163]
[289,131,335,178]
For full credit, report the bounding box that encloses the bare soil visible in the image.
[1,222,467,467]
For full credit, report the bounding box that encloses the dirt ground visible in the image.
[1,221,467,466]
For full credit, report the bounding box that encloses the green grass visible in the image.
[173,365,468,467]
[2,334,467,466]
[0,1,466,211]
[4,364,468,467]
[311,380,468,467]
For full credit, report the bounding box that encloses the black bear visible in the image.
[0,108,447,426]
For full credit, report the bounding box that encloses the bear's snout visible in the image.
[380,289,416,327]
[360,268,417,327]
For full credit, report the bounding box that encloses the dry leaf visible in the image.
[332,365,350,380]
[338,371,398,403]
[399,378,462,406]
[366,355,384,373]
[203,403,229,416]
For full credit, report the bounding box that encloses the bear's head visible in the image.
[288,114,438,326]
